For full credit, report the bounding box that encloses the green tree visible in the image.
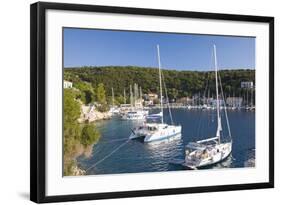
[64,89,81,123]
[74,81,95,104]
[169,88,179,100]
[114,95,125,105]
[63,89,82,175]
[81,124,100,147]
[96,83,106,104]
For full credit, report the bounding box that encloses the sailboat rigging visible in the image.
[122,84,148,120]
[129,45,182,143]
[184,45,232,169]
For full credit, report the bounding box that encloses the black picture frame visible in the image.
[30,1,274,203]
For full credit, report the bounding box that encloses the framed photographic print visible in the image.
[30,1,274,203]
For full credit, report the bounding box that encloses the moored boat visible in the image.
[122,109,148,120]
[129,45,182,143]
[184,45,232,169]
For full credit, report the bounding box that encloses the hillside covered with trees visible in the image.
[64,66,255,101]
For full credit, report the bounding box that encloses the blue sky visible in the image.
[64,28,255,71]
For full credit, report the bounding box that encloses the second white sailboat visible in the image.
[129,45,182,143]
[184,45,232,169]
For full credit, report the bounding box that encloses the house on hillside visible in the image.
[241,81,254,89]
[64,80,73,89]
[143,93,158,105]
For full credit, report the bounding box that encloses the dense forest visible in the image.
[64,66,255,101]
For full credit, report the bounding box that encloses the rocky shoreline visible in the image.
[78,104,112,123]
[71,165,86,176]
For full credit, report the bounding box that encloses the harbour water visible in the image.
[78,108,255,175]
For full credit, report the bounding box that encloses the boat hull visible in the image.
[129,124,182,143]
[122,116,146,120]
[144,125,182,143]
[185,142,232,169]
[121,110,148,121]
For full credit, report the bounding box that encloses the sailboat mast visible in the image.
[130,85,133,109]
[134,83,138,107]
[140,87,143,107]
[214,45,221,143]
[157,45,164,124]
[112,87,114,106]
[251,87,253,107]
[124,88,126,104]
[140,87,142,100]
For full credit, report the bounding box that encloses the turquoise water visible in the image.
[78,108,255,175]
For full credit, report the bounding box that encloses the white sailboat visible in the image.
[184,45,232,169]
[129,45,182,143]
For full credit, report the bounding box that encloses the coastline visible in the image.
[78,104,112,123]
[67,104,111,176]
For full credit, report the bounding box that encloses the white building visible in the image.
[241,81,254,89]
[64,80,73,89]
[144,93,158,105]
[145,93,158,101]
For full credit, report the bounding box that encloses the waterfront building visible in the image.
[143,93,159,105]
[226,97,243,107]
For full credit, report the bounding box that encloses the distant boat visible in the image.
[109,87,120,115]
[121,84,148,120]
[202,104,212,110]
[184,45,232,169]
[122,110,148,120]
[109,107,120,115]
[129,45,182,143]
